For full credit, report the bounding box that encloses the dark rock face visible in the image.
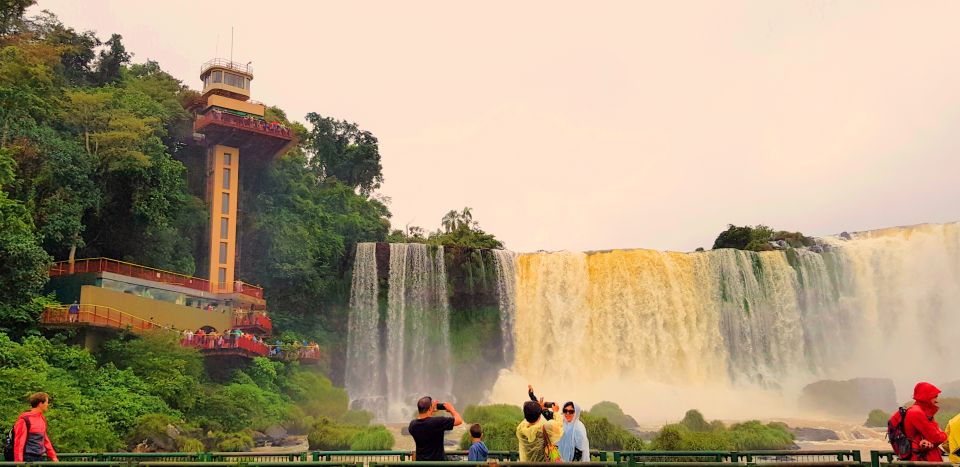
[798,378,897,417]
[790,426,839,441]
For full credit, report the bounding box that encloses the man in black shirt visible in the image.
[408,396,463,460]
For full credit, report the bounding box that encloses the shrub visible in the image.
[463,404,522,425]
[216,431,254,451]
[727,421,795,450]
[177,437,205,452]
[650,418,794,451]
[308,418,359,450]
[458,420,517,451]
[350,425,394,450]
[680,409,710,432]
[865,409,888,427]
[581,413,644,450]
[587,401,638,428]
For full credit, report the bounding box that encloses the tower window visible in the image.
[223,153,232,166]
[222,168,231,189]
[219,242,228,264]
[220,217,229,239]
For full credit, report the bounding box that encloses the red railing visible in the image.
[48,258,264,300]
[40,305,159,333]
[194,110,293,139]
[181,334,269,356]
[232,311,272,334]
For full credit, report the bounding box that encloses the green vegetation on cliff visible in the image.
[712,224,814,252]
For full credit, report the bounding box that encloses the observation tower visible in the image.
[191,58,296,293]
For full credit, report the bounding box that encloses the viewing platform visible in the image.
[193,109,294,156]
[182,334,270,358]
[40,305,159,333]
[232,310,273,335]
[49,257,263,299]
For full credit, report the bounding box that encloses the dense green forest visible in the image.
[0,2,512,452]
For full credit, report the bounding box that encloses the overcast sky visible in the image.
[31,1,960,253]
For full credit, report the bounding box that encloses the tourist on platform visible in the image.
[467,424,488,461]
[67,302,79,323]
[528,385,555,420]
[516,400,562,462]
[903,382,947,461]
[558,401,590,462]
[13,392,58,462]
[945,412,960,463]
[408,397,462,461]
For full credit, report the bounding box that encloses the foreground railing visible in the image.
[37,450,948,467]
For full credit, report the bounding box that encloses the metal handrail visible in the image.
[41,304,161,332]
[201,58,253,75]
[49,257,265,299]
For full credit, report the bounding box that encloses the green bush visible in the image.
[463,404,522,425]
[581,413,644,450]
[177,437,205,452]
[215,431,255,451]
[458,420,518,451]
[680,409,710,432]
[865,409,888,427]
[308,418,359,450]
[350,425,394,450]
[587,401,638,428]
[650,418,794,451]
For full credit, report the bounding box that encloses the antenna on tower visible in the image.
[230,26,234,63]
[215,33,219,58]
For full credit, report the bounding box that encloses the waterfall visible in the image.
[348,223,960,422]
[489,222,960,420]
[341,243,453,421]
[345,243,382,414]
[492,250,518,365]
[384,243,408,419]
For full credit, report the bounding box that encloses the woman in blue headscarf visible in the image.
[558,401,590,462]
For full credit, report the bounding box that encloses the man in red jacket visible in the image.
[13,392,58,462]
[904,382,947,462]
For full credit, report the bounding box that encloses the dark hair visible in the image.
[563,401,574,411]
[28,392,49,408]
[470,423,483,439]
[523,400,542,423]
[417,396,433,414]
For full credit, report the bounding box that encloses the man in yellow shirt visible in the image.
[947,412,960,464]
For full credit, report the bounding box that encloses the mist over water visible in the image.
[347,223,960,422]
[487,223,960,421]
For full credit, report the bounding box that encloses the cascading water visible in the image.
[487,223,960,420]
[347,224,960,422]
[345,243,382,414]
[492,250,518,364]
[346,243,453,421]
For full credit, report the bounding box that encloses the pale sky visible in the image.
[31,1,960,253]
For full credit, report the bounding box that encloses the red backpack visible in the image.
[887,407,913,459]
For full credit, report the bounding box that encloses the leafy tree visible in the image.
[304,113,383,195]
[0,0,35,36]
[680,409,710,432]
[428,207,504,249]
[28,11,99,85]
[0,147,52,334]
[93,33,130,85]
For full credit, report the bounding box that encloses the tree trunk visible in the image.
[68,241,77,273]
